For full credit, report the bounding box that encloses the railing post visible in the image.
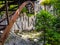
[5,0,9,25]
[0,42,3,45]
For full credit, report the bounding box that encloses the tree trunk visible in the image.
[44,5,46,11]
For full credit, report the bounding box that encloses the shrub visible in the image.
[35,10,56,31]
[35,10,60,45]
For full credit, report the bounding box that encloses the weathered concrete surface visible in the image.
[11,13,36,32]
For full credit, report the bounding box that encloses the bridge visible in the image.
[0,0,35,45]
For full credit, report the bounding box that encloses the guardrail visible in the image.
[0,1,34,45]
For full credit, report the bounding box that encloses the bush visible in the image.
[54,15,60,33]
[35,10,60,45]
[35,10,56,31]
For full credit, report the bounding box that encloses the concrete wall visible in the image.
[11,13,36,32]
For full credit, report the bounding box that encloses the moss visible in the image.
[21,7,34,17]
[21,7,27,13]
[27,13,34,17]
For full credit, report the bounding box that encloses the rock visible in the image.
[34,39,38,42]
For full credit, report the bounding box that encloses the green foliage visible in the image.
[35,10,60,45]
[46,28,60,45]
[21,7,27,13]
[35,10,56,31]
[0,11,5,16]
[54,16,60,33]
[27,13,34,17]
[9,5,18,10]
[0,4,4,8]
[41,0,57,5]
[21,7,34,17]
[53,0,60,15]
